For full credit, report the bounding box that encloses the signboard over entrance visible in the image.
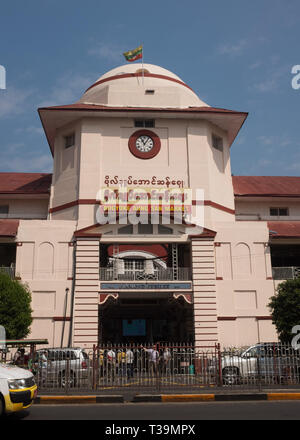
[100,282,192,290]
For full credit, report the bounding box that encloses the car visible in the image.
[34,347,90,388]
[0,362,37,416]
[214,343,300,385]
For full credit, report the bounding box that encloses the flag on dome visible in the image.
[123,45,143,62]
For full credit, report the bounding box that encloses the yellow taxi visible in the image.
[0,362,37,416]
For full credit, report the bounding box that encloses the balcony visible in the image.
[272,266,300,280]
[99,267,191,281]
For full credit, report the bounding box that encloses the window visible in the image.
[145,89,155,95]
[64,133,75,148]
[0,205,9,217]
[134,119,155,128]
[270,207,289,217]
[124,259,145,271]
[212,134,223,152]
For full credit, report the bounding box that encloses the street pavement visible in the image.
[5,400,300,420]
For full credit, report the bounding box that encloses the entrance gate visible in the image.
[91,342,220,393]
[98,295,194,344]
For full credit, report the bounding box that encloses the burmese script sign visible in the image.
[104,175,185,188]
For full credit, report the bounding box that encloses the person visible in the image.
[163,347,172,374]
[126,347,134,379]
[142,345,160,376]
[13,348,25,366]
[37,350,48,385]
[117,349,126,377]
[106,347,116,382]
[98,349,104,380]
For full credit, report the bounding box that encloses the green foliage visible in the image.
[268,278,300,343]
[0,272,33,340]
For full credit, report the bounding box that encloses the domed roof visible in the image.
[78,63,208,108]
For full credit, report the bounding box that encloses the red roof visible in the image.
[0,219,19,237]
[268,221,300,238]
[0,173,52,194]
[233,176,300,197]
[39,103,246,114]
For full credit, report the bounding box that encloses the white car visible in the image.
[216,343,300,385]
[0,362,37,416]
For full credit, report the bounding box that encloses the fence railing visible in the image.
[3,342,300,393]
[0,266,15,279]
[99,267,191,281]
[272,266,300,280]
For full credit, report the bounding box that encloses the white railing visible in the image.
[272,267,300,280]
[99,267,191,281]
[0,266,15,278]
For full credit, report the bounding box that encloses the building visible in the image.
[0,63,299,349]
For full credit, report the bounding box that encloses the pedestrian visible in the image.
[106,346,116,381]
[98,349,104,380]
[117,349,126,377]
[13,348,25,366]
[163,347,172,374]
[126,347,134,379]
[142,345,160,376]
[37,350,48,385]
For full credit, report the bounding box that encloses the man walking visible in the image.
[142,345,160,376]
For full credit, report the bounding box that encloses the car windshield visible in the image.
[241,347,258,357]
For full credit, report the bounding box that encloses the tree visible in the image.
[268,278,300,343]
[0,272,33,340]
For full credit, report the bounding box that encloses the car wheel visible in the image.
[222,367,240,385]
[59,371,76,388]
[0,395,5,417]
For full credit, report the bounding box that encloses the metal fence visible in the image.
[99,267,191,281]
[0,266,15,279]
[272,266,300,280]
[3,342,300,394]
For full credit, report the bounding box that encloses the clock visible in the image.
[136,135,154,153]
[128,130,161,159]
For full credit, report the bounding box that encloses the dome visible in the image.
[78,63,208,109]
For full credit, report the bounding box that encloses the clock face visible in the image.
[128,130,161,159]
[136,135,154,152]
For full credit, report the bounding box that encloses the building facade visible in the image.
[1,63,299,349]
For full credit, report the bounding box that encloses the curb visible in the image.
[133,393,300,402]
[35,395,124,404]
[34,392,300,404]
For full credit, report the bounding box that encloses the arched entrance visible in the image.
[98,293,194,344]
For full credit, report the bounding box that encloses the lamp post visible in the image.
[61,287,69,348]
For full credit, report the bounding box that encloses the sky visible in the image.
[0,0,299,176]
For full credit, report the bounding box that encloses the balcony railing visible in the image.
[0,266,15,279]
[99,267,191,281]
[272,266,300,280]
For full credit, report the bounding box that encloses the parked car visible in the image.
[34,348,90,388]
[0,362,37,416]
[212,343,300,385]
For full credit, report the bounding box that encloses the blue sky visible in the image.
[0,0,299,176]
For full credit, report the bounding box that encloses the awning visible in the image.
[268,221,300,239]
[0,219,19,237]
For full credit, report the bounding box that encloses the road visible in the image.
[5,401,300,421]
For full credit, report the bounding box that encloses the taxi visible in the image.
[0,362,37,416]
